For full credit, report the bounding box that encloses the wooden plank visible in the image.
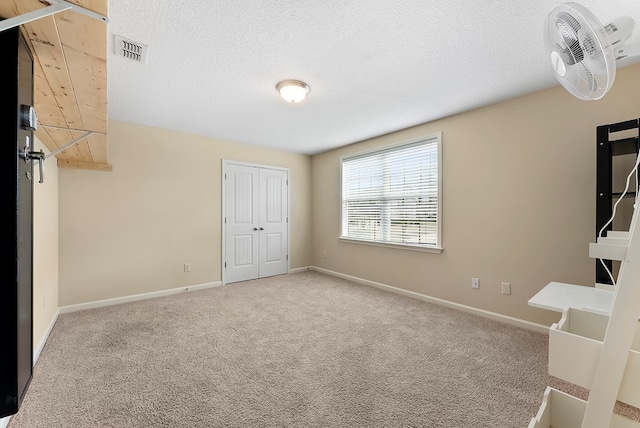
[58,159,112,171]
[44,127,84,161]
[35,127,69,160]
[33,45,69,128]
[0,1,19,21]
[56,5,107,60]
[87,133,108,163]
[69,130,93,161]
[17,25,69,130]
[0,0,107,19]
[68,0,108,18]
[59,44,107,132]
[0,2,68,134]
[40,128,108,163]
[42,128,109,163]
[15,1,87,131]
[55,3,107,133]
[61,47,108,134]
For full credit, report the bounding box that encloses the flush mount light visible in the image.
[276,80,310,103]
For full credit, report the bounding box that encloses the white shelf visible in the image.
[528,387,640,428]
[589,241,628,261]
[528,282,614,314]
[549,307,640,408]
[528,215,640,426]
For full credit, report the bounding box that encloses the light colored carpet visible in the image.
[10,271,559,427]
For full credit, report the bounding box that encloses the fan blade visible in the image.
[557,11,582,33]
[556,12,584,64]
[581,62,598,92]
[581,33,599,58]
[556,43,578,67]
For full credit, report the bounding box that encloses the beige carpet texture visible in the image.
[7,271,634,427]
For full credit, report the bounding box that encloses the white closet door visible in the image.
[223,162,289,284]
[224,164,260,284]
[259,168,288,278]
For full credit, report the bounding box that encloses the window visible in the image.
[341,133,442,251]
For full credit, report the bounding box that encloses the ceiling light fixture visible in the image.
[276,80,310,103]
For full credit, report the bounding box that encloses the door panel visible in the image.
[223,163,288,284]
[233,235,254,266]
[265,233,283,262]
[233,171,255,223]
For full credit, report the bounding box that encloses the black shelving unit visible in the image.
[596,118,640,285]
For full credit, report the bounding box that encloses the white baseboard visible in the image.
[311,266,549,334]
[34,309,59,364]
[289,266,312,274]
[59,281,222,314]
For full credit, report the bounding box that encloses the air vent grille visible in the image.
[114,35,149,64]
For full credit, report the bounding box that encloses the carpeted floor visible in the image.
[4,271,592,427]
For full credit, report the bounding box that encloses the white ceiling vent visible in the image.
[114,35,149,64]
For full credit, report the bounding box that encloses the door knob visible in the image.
[19,136,45,183]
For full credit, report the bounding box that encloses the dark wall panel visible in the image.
[0,26,35,419]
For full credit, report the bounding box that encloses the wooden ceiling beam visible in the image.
[58,159,112,171]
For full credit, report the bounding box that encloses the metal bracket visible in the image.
[40,124,106,159]
[0,0,108,33]
[46,131,94,159]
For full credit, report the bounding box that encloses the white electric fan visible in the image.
[545,2,640,100]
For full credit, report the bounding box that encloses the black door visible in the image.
[0,26,35,418]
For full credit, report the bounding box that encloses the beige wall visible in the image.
[33,137,58,348]
[311,63,640,326]
[56,66,640,324]
[58,121,312,306]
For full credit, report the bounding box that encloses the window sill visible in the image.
[338,237,443,254]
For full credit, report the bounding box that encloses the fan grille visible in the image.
[544,2,615,100]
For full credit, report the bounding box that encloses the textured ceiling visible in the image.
[107,1,640,155]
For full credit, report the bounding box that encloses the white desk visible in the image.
[528,282,615,314]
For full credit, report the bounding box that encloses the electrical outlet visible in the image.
[501,282,511,295]
[322,250,327,258]
[184,263,191,272]
[472,278,480,289]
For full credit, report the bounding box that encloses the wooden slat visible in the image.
[43,127,84,161]
[70,130,94,161]
[20,25,72,154]
[19,15,85,130]
[87,133,108,163]
[58,159,112,171]
[68,0,108,18]
[0,1,19,23]
[42,129,107,162]
[35,127,69,160]
[32,43,69,128]
[56,8,108,134]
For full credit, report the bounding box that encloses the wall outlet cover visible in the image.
[501,282,511,295]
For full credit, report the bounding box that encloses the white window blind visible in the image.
[341,134,441,249]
